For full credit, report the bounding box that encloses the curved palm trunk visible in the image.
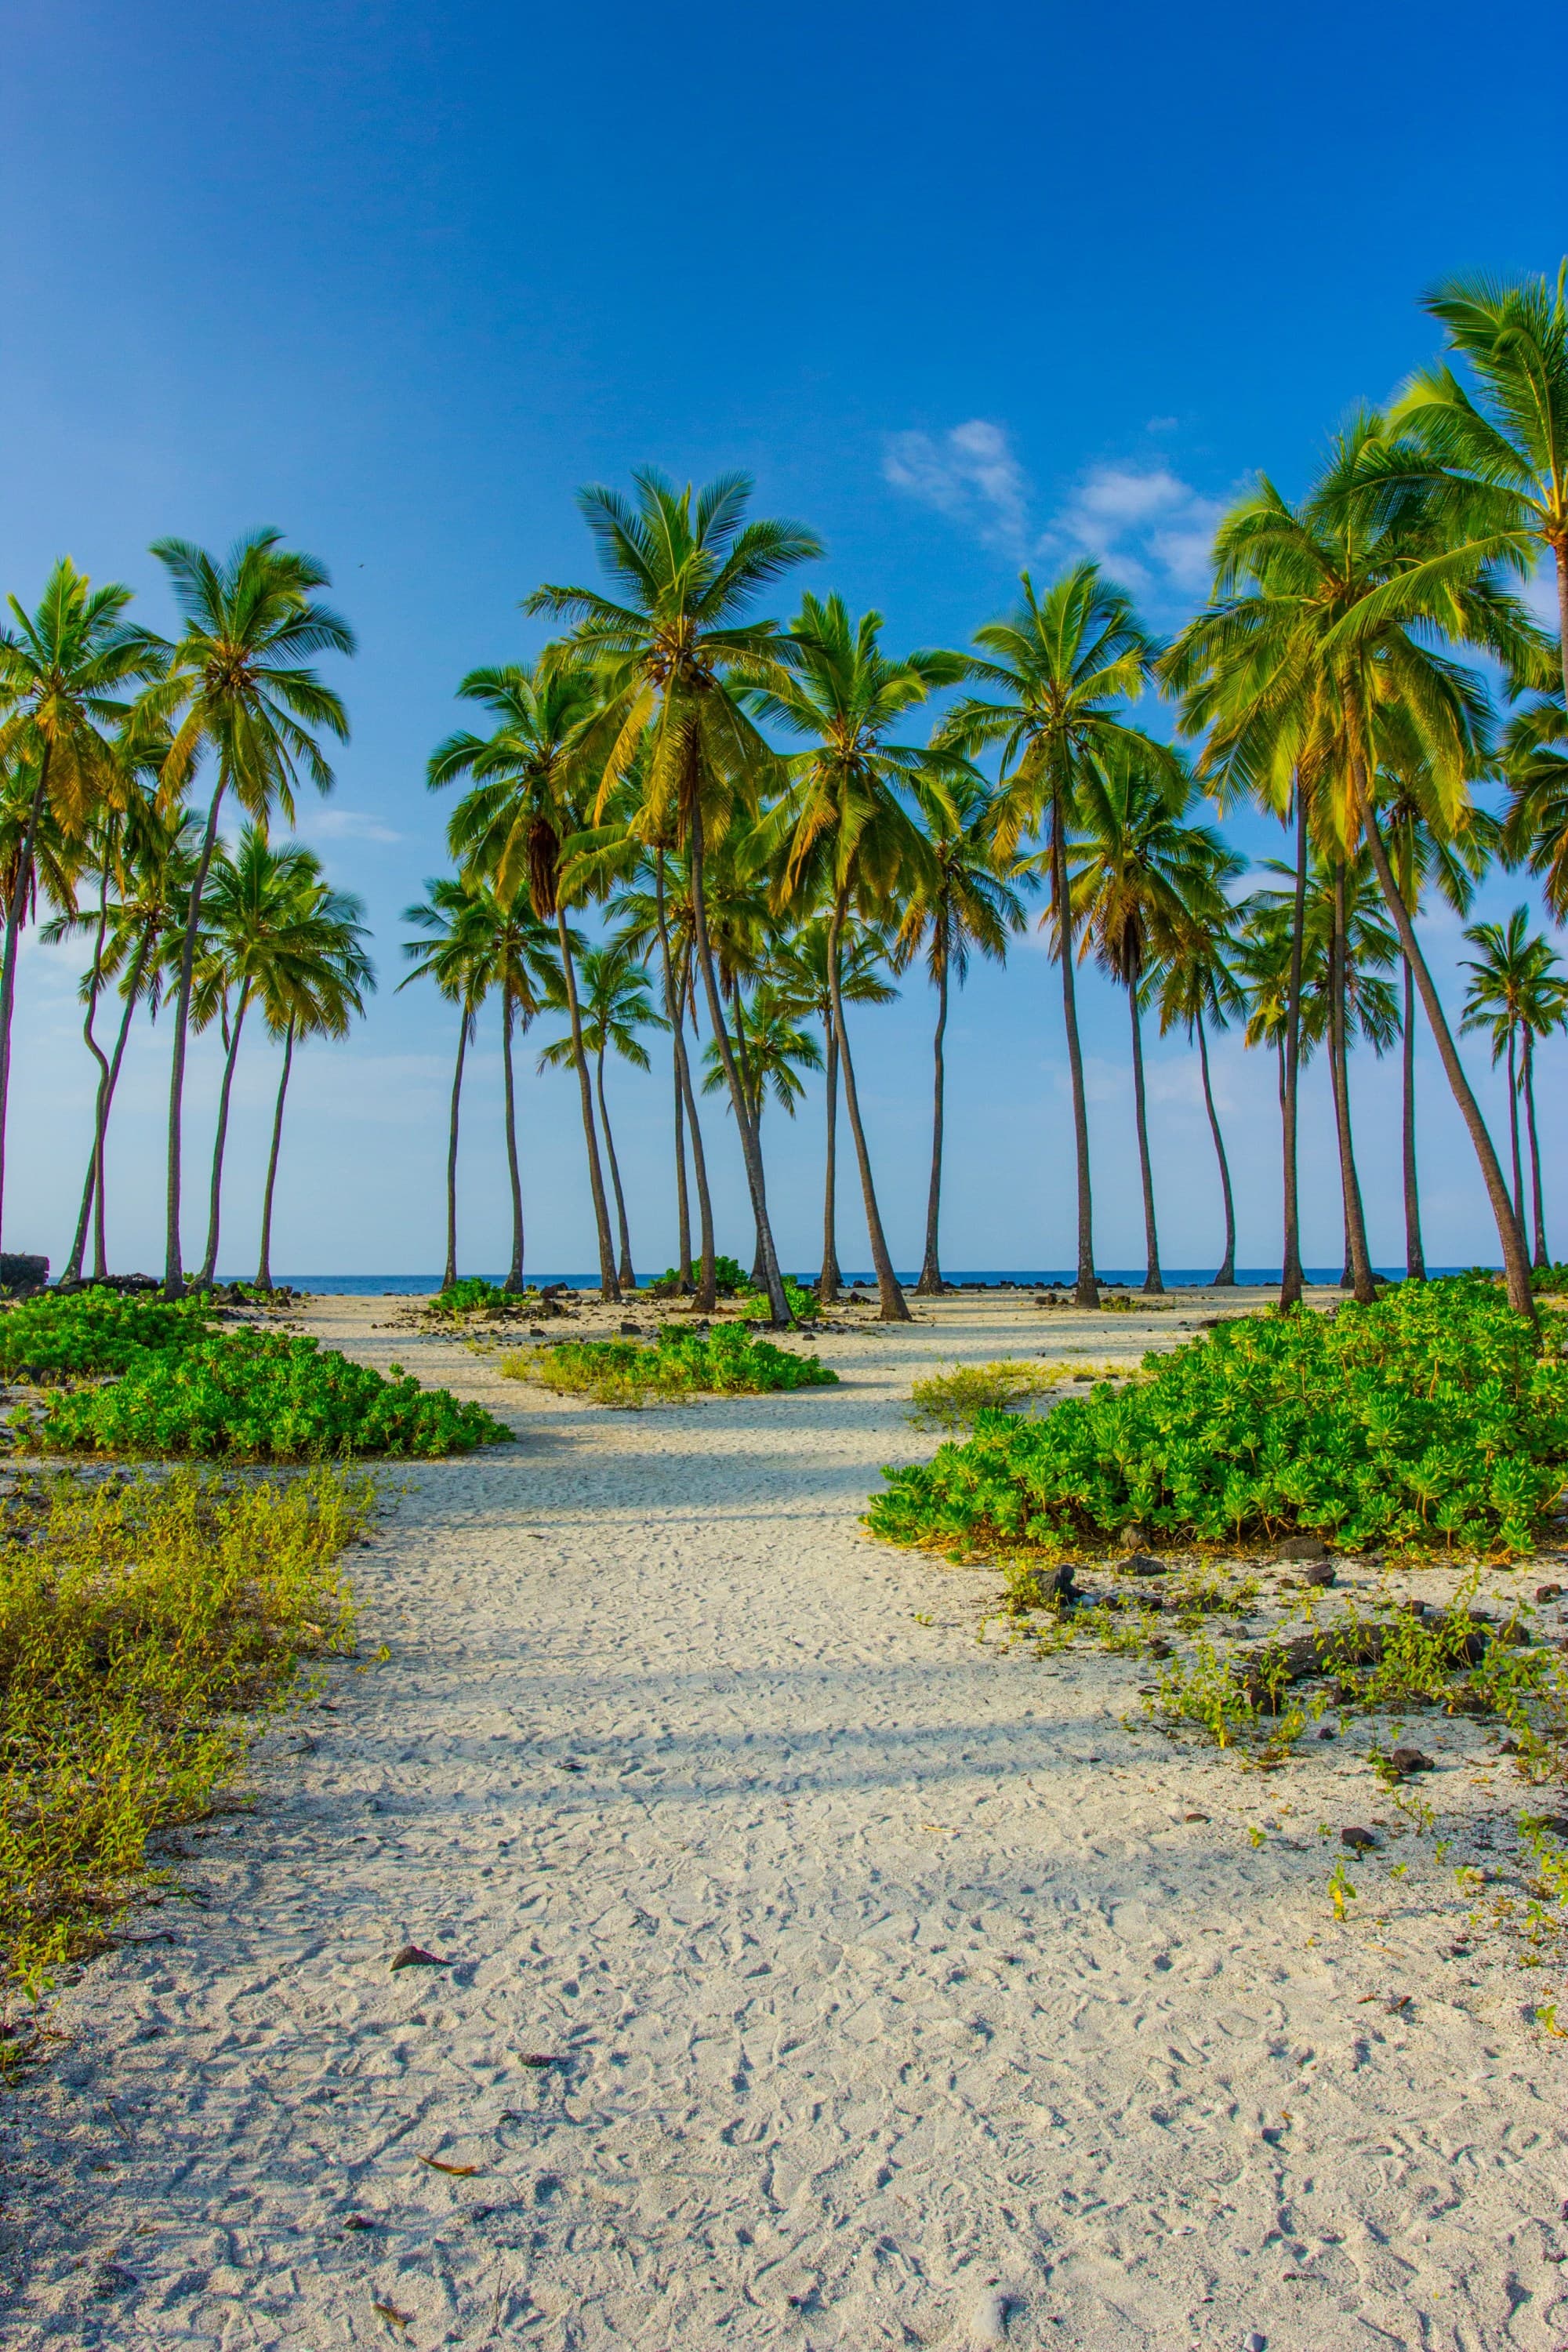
[672,1071,692,1287]
[1329,862,1376,1303]
[255,1018,296,1291]
[0,744,52,1254]
[1401,955,1426,1281]
[165,775,228,1298]
[198,992,249,1287]
[64,869,113,1283]
[826,897,910,1322]
[676,978,717,1311]
[820,1016,841,1305]
[443,1007,471,1291]
[502,992,525,1291]
[84,926,154,1280]
[1505,1027,1526,1239]
[1127,979,1163,1294]
[1279,786,1308,1310]
[595,1042,635,1290]
[1196,1014,1236,1285]
[653,859,701,1301]
[554,906,619,1301]
[1359,802,1535,1319]
[689,801,789,1326]
[916,953,949,1295]
[1051,778,1098,1308]
[1523,1029,1548,1267]
[726,982,769,1290]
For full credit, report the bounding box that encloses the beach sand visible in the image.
[4,1286,1566,2349]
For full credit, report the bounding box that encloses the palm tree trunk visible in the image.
[826,895,910,1323]
[1279,784,1308,1310]
[689,800,789,1326]
[554,906,619,1301]
[726,982,769,1287]
[653,857,699,1299]
[1506,1026,1526,1239]
[1051,775,1098,1308]
[596,1041,635,1290]
[64,866,113,1283]
[1196,1014,1236,1284]
[0,745,52,1255]
[1329,861,1377,1304]
[677,975,717,1311]
[164,774,227,1298]
[198,992,249,1287]
[443,1007,470,1291]
[502,991,525,1291]
[1524,1028,1548,1268]
[1359,800,1535,1319]
[820,1016,840,1305]
[1127,979,1163,1293]
[255,1018,295,1291]
[89,925,154,1280]
[1401,954,1426,1281]
[672,1067,691,1287]
[915,951,949,1294]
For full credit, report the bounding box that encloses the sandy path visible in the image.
[5,1290,1567,2350]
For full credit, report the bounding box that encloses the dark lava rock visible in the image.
[1388,1745,1435,1776]
[1532,1814,1568,1840]
[1123,1552,1168,1577]
[1537,1583,1563,1602]
[1271,1533,1329,1563]
[1302,1561,1338,1588]
[1341,1826,1379,1852]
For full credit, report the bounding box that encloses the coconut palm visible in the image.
[939,564,1178,1306]
[539,937,665,1290]
[430,653,626,1301]
[147,532,354,1295]
[766,915,896,1302]
[1461,909,1568,1266]
[526,470,823,1329]
[891,772,1025,1293]
[0,557,163,1250]
[1152,900,1246,1285]
[699,986,823,1218]
[1500,691,1568,917]
[253,875,374,1290]
[400,880,488,1291]
[1163,412,1545,1314]
[1068,747,1237,1292]
[752,593,964,1321]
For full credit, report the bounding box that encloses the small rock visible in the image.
[91,2263,138,2296]
[1183,1810,1209,1823]
[1341,1826,1378,1853]
[1271,1533,1327,1562]
[1147,1637,1174,1658]
[1388,1745,1434,1776]
[1123,1552,1168,1577]
[1316,1726,1337,1740]
[1242,2333,1268,2352]
[390,1944,448,1971]
[1302,1560,1337,1588]
[1532,1814,1568,1840]
[1536,1583,1563,1602]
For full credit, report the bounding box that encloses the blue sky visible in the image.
[5,0,1567,1277]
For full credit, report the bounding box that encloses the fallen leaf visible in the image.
[373,2301,413,2330]
[390,1945,448,1971]
[418,2154,481,2176]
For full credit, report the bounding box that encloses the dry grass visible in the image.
[906,1358,1130,1433]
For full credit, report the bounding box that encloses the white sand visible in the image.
[5,1287,1567,2350]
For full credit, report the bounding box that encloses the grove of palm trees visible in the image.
[8,270,1568,1323]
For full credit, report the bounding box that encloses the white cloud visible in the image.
[1047,464,1228,597]
[883,419,1029,554]
[296,807,402,845]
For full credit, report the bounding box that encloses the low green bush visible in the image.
[0,1466,369,1997]
[735,1276,821,1325]
[645,1254,752,1298]
[1532,1262,1568,1295]
[0,1288,215,1384]
[12,1330,513,1462]
[866,1276,1568,1558]
[504,1323,839,1406]
[426,1277,528,1320]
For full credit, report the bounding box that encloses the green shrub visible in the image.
[0,1288,215,1384]
[866,1276,1568,1558]
[503,1323,839,1406]
[426,1277,528,1320]
[1,1466,369,1996]
[735,1276,821,1325]
[645,1254,752,1298]
[1532,1262,1568,1295]
[12,1330,513,1462]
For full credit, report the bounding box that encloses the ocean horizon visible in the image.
[236,1265,1500,1295]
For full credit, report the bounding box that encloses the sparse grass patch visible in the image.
[1,1466,370,1999]
[906,1359,1131,1434]
[503,1325,839,1407]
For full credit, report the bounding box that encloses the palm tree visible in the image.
[1163,413,1544,1315]
[767,915,896,1302]
[253,874,374,1290]
[539,937,665,1290]
[1152,899,1246,1284]
[430,655,621,1298]
[1388,265,1568,716]
[891,772,1025,1293]
[0,557,162,1251]
[1501,691,1568,916]
[751,593,964,1322]
[1461,909,1568,1266]
[941,564,1178,1307]
[699,986,823,1234]
[147,531,354,1295]
[526,470,823,1330]
[188,826,349,1287]
[401,879,488,1291]
[1068,746,1236,1292]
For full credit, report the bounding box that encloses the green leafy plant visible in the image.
[0,1466,369,1997]
[735,1276,821,1325]
[503,1324,839,1407]
[906,1360,1063,1432]
[0,1289,216,1384]
[867,1276,1568,1558]
[12,1330,512,1461]
[425,1277,532,1321]
[646,1255,752,1299]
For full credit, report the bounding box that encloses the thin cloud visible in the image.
[883,419,1029,554]
[296,807,402,845]
[1047,464,1228,597]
